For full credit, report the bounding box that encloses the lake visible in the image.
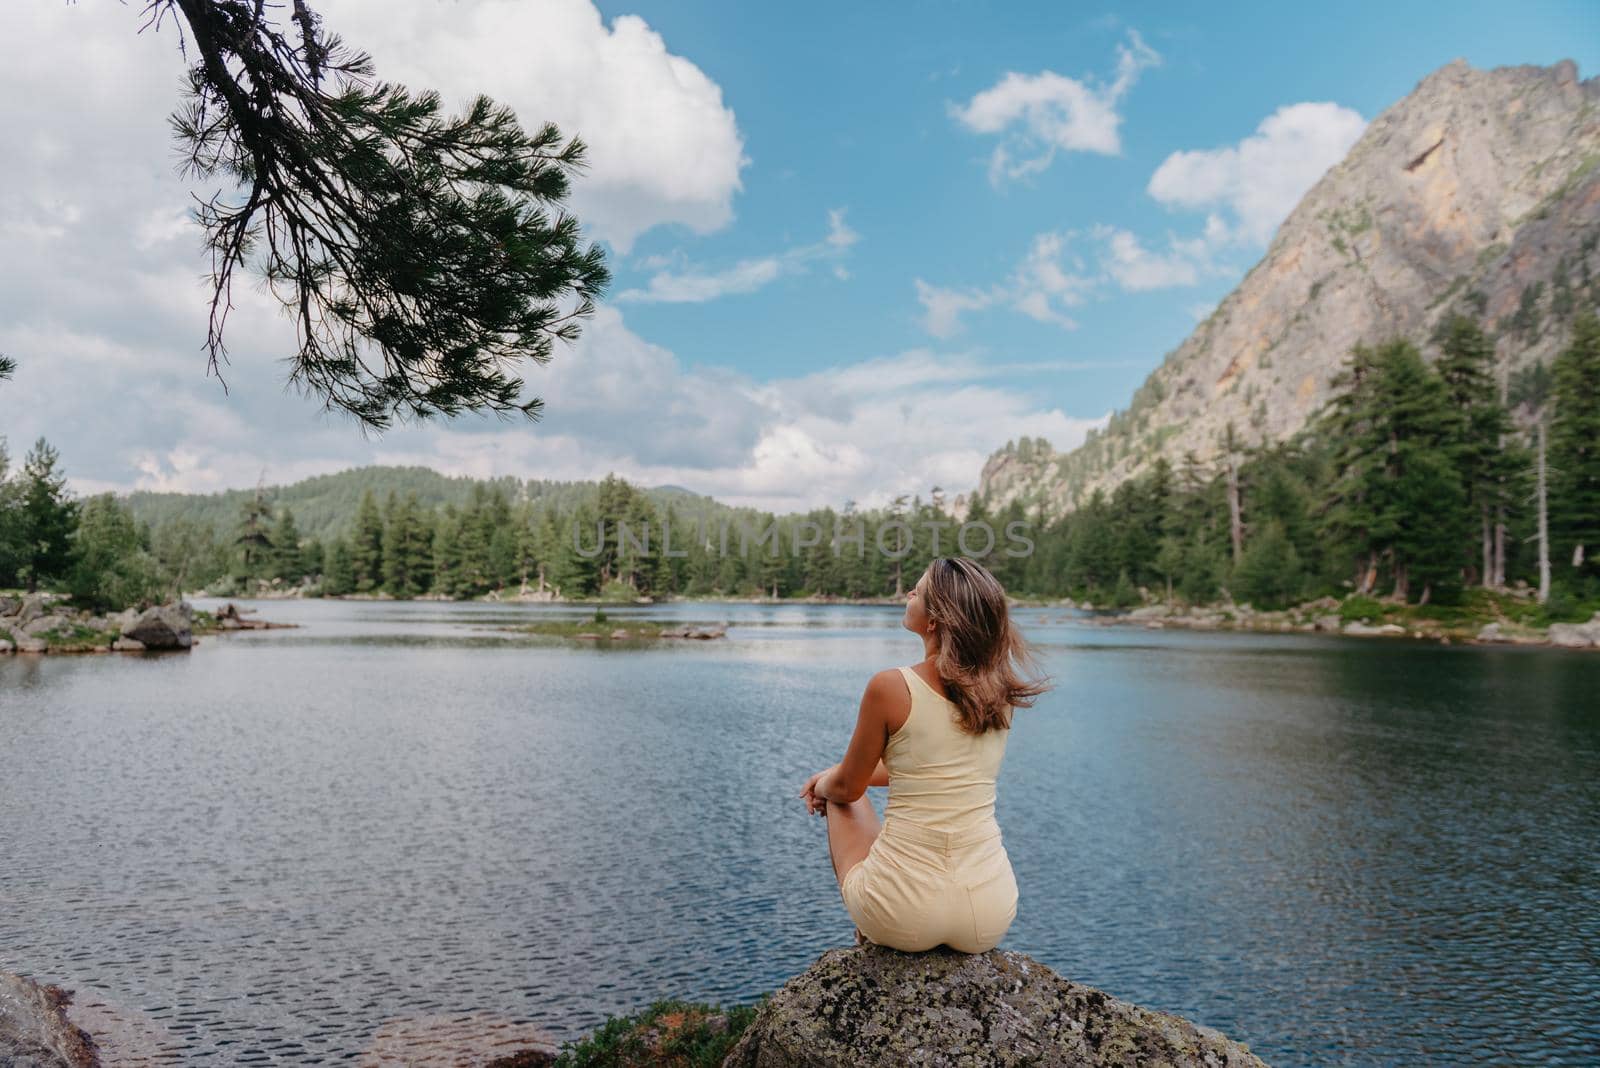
[2,598,1597,1065]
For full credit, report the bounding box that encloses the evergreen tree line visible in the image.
[1010,312,1600,611]
[5,314,1596,612]
[233,477,1040,601]
[0,438,196,612]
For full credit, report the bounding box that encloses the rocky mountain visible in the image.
[973,58,1600,518]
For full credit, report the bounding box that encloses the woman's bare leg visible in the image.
[824,793,882,888]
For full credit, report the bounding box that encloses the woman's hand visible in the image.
[799,765,835,816]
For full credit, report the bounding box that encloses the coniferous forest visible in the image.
[3,314,1598,620]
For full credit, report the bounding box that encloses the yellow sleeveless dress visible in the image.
[838,665,1018,952]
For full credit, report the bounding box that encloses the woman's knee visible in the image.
[829,793,876,821]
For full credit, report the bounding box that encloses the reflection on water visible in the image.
[2,598,1597,1065]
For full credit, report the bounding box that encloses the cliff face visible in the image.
[976,59,1600,517]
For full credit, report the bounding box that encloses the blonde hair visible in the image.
[922,556,1051,733]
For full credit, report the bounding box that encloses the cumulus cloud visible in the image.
[922,99,1368,320]
[0,4,1099,514]
[1148,101,1367,245]
[618,209,859,304]
[3,298,1107,512]
[3,0,745,255]
[312,0,747,252]
[951,31,1160,185]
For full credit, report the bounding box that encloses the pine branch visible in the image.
[137,0,610,430]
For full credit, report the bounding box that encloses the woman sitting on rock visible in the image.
[800,555,1051,952]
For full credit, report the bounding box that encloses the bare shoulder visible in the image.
[863,667,910,701]
[861,668,911,732]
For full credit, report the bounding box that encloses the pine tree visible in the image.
[68,495,164,612]
[0,438,26,588]
[233,485,274,578]
[1434,314,1516,586]
[1550,312,1600,589]
[324,539,356,595]
[299,538,325,582]
[1321,342,1388,593]
[1321,341,1468,602]
[432,507,464,597]
[351,490,385,592]
[269,509,303,582]
[1233,519,1304,610]
[382,493,433,597]
[18,438,79,592]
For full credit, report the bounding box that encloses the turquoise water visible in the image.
[2,598,1596,1064]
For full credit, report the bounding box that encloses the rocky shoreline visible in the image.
[0,594,295,655]
[0,971,99,1068]
[1,947,1268,1067]
[1048,595,1600,651]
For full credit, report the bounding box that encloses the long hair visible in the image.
[923,556,1052,734]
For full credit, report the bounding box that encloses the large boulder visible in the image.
[0,971,100,1067]
[120,603,193,650]
[1548,612,1600,649]
[14,593,51,630]
[723,946,1267,1068]
[4,626,48,654]
[22,614,73,638]
[1342,621,1405,637]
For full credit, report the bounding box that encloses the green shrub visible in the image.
[551,999,760,1068]
[1339,595,1386,624]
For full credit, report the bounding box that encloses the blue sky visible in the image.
[1,0,1596,511]
[605,0,1600,413]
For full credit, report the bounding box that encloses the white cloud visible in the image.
[916,231,1093,335]
[1148,101,1367,245]
[915,281,999,339]
[4,300,1108,513]
[618,257,784,303]
[826,209,860,250]
[1094,226,1214,291]
[0,4,1099,515]
[619,209,860,304]
[1011,232,1090,326]
[951,31,1160,185]
[330,0,749,253]
[155,0,746,254]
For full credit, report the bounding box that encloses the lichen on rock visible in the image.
[723,945,1267,1067]
[0,971,100,1068]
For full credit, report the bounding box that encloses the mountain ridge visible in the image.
[121,465,732,544]
[971,57,1600,518]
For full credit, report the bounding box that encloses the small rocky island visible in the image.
[0,594,294,655]
[503,618,729,642]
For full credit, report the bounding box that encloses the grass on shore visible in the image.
[1335,588,1599,632]
[529,999,761,1068]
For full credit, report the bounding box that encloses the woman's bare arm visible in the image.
[816,670,901,803]
[869,758,889,787]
